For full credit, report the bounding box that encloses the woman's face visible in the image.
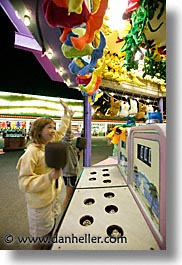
[41,122,56,144]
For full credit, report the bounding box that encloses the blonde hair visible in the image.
[30,117,55,144]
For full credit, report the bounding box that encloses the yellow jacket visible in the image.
[16,114,70,208]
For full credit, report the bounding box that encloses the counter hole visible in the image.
[103,179,111,183]
[80,215,94,226]
[90,171,97,175]
[107,225,124,237]
[84,198,95,205]
[104,192,115,198]
[89,177,96,181]
[102,173,110,177]
[105,205,118,214]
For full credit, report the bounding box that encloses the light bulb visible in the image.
[24,15,30,26]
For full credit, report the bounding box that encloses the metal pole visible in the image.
[159,97,164,121]
[83,95,92,166]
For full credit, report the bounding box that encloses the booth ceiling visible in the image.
[0,0,166,98]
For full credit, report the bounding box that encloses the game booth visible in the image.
[52,123,166,250]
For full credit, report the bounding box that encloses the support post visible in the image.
[83,96,92,166]
[159,97,164,121]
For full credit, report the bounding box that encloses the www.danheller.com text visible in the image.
[4,233,127,245]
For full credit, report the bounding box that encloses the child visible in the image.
[16,99,72,250]
[61,111,80,209]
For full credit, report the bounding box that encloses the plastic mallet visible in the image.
[45,142,69,188]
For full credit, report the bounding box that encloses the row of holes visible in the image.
[57,188,155,249]
[82,170,121,237]
[89,168,111,183]
[81,192,120,235]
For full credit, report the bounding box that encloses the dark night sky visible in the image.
[0,6,83,100]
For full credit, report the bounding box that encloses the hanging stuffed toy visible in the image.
[89,90,103,104]
[67,30,106,76]
[119,100,130,118]
[78,31,106,76]
[146,112,162,123]
[43,0,90,29]
[126,116,136,126]
[124,0,140,15]
[146,105,162,123]
[106,97,121,118]
[146,104,154,113]
[135,102,147,120]
[42,0,108,50]
[78,58,105,95]
[76,73,92,86]
[69,0,108,50]
[62,29,106,96]
[92,92,111,118]
[61,28,94,58]
[52,0,84,15]
[68,58,89,75]
[121,0,166,80]
[106,126,127,145]
[129,98,138,115]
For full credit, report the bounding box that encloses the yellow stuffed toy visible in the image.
[79,58,105,95]
[67,0,84,14]
[106,126,127,145]
[135,102,147,120]
[106,97,121,118]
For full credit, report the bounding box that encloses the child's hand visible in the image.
[49,169,62,181]
[59,98,69,114]
[68,109,75,118]
[59,98,75,117]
